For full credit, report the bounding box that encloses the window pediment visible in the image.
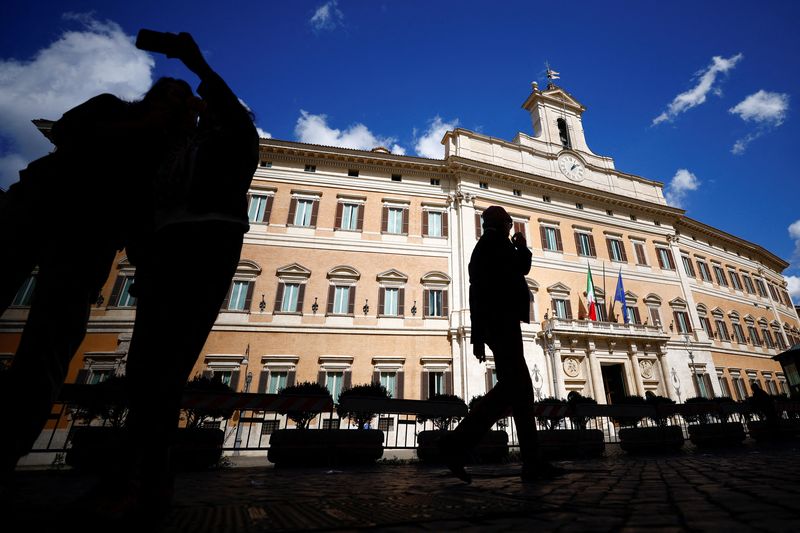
[327,265,361,282]
[526,278,540,291]
[547,282,571,298]
[276,263,311,281]
[421,271,451,287]
[235,259,262,278]
[669,297,688,309]
[377,269,408,283]
[643,293,662,306]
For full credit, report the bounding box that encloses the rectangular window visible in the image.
[541,226,562,252]
[543,195,551,203]
[87,369,112,385]
[766,379,779,395]
[379,372,397,398]
[732,322,747,344]
[674,311,691,334]
[332,286,351,314]
[513,189,522,197]
[696,260,712,282]
[732,377,747,401]
[553,298,572,319]
[115,277,137,307]
[428,372,445,397]
[728,270,742,290]
[606,210,613,216]
[715,320,731,341]
[280,283,300,313]
[595,302,607,321]
[247,194,271,223]
[427,211,443,237]
[340,203,360,231]
[681,255,696,277]
[378,417,395,432]
[228,281,251,311]
[742,274,755,294]
[391,174,402,181]
[575,232,595,257]
[755,278,768,297]
[576,203,584,210]
[430,178,440,186]
[427,289,444,317]
[712,265,728,287]
[261,420,281,434]
[630,214,637,221]
[12,275,36,306]
[628,306,642,325]
[633,241,648,265]
[700,316,713,338]
[479,182,488,189]
[322,418,341,429]
[748,326,761,346]
[648,306,662,328]
[768,284,779,301]
[259,160,272,168]
[267,371,288,394]
[761,328,774,349]
[293,199,314,227]
[387,208,404,234]
[656,248,675,270]
[326,371,345,402]
[348,169,359,177]
[775,332,787,350]
[607,238,627,262]
[383,288,399,316]
[304,164,316,172]
[718,376,733,398]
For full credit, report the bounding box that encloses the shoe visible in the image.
[437,435,472,484]
[520,461,567,482]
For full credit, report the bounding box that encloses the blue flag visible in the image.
[613,270,628,324]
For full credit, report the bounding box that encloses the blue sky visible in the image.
[2,1,799,300]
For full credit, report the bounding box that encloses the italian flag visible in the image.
[586,265,597,321]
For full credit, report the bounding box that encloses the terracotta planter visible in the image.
[416,430,508,464]
[267,428,384,466]
[537,428,605,459]
[687,422,745,448]
[65,426,224,471]
[618,425,684,454]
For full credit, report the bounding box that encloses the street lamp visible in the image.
[234,349,251,454]
[544,316,559,399]
[684,333,702,397]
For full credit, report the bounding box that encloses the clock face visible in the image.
[558,154,586,182]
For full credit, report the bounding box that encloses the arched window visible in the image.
[557,118,571,149]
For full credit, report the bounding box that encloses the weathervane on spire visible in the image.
[545,61,560,88]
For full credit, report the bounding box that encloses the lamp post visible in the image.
[684,333,702,397]
[234,350,250,455]
[544,316,560,399]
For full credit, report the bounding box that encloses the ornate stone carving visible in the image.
[639,359,654,380]
[563,357,580,378]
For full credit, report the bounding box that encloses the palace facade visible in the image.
[3,82,799,409]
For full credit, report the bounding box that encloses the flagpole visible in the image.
[602,261,607,321]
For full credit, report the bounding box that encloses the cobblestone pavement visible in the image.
[4,441,800,532]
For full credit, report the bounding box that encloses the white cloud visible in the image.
[310,1,344,32]
[413,116,459,159]
[786,275,800,305]
[789,219,800,257]
[729,90,790,154]
[652,53,743,126]
[0,13,154,189]
[664,168,700,208]
[256,127,271,139]
[294,110,404,154]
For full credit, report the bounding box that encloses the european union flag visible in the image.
[614,270,628,324]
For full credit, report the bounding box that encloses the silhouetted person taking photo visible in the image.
[0,70,200,477]
[439,205,563,483]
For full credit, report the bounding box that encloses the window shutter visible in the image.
[243,282,255,313]
[348,286,355,315]
[109,276,124,306]
[619,241,628,262]
[423,289,429,316]
[221,282,233,311]
[485,369,493,392]
[422,211,429,236]
[230,371,241,392]
[513,221,525,236]
[372,370,380,385]
[75,369,89,384]
[287,198,297,225]
[378,288,385,315]
[202,370,213,379]
[635,243,646,265]
[382,206,389,232]
[475,213,482,240]
[317,371,325,385]
[273,282,283,312]
[673,311,680,332]
[685,313,692,333]
[263,195,273,223]
[445,371,453,395]
[442,212,449,237]
[296,284,305,313]
[398,288,405,316]
[309,199,319,227]
[555,228,563,251]
[287,371,295,387]
[258,370,269,393]
[343,370,352,389]
[666,249,675,269]
[651,307,661,328]
[606,239,614,261]
[334,202,343,229]
[656,249,665,269]
[396,371,404,399]
[565,300,573,319]
[402,208,409,235]
[421,371,429,400]
[326,285,335,314]
[550,299,556,318]
[588,235,597,257]
[703,374,715,399]
[443,291,449,315]
[574,233,582,255]
[540,226,548,249]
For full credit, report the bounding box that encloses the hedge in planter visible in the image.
[614,394,684,454]
[682,396,744,448]
[535,393,605,459]
[745,391,800,441]
[175,375,236,470]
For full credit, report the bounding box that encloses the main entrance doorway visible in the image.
[601,363,628,404]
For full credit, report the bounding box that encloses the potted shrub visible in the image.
[613,394,684,454]
[535,393,605,459]
[416,394,471,463]
[682,396,744,448]
[745,391,800,440]
[175,375,236,470]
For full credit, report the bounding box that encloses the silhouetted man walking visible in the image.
[440,205,562,483]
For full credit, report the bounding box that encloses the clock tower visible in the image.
[521,80,594,156]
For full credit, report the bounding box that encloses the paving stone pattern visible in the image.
[4,441,800,532]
